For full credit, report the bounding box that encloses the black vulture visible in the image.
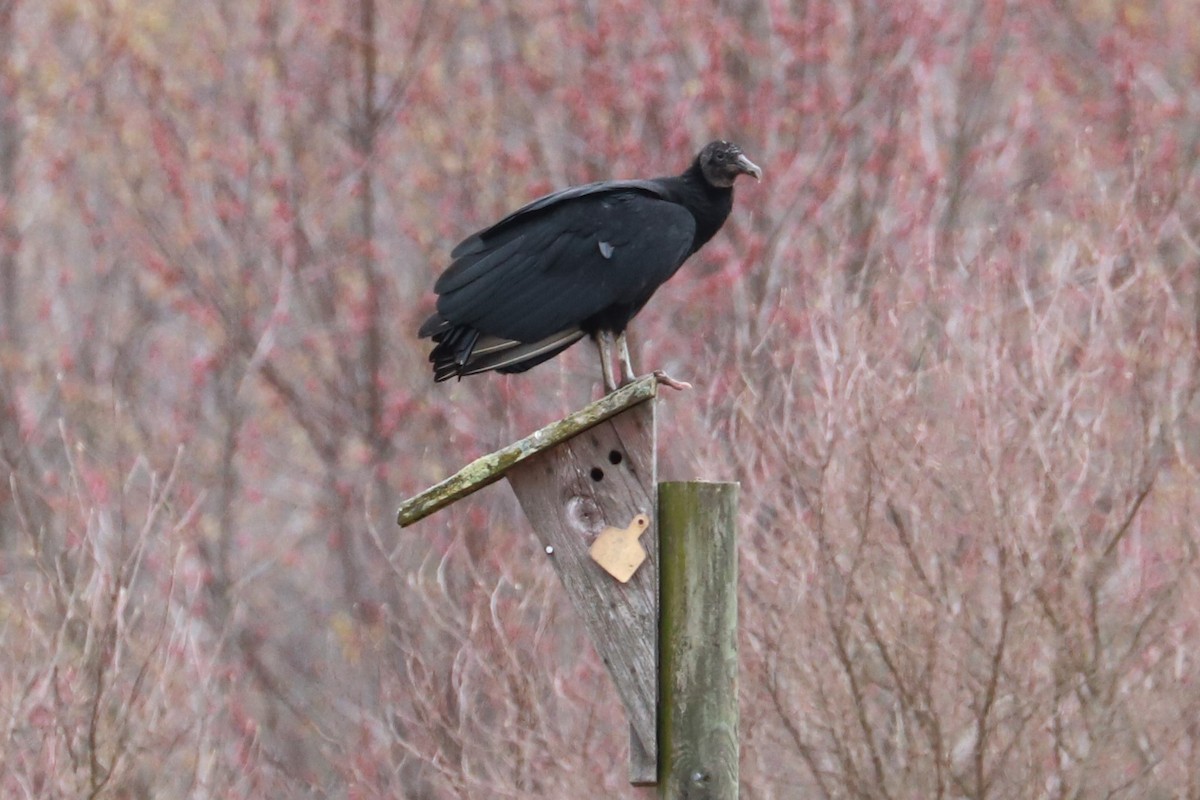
[418,140,761,392]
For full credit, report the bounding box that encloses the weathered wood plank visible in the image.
[658,481,739,798]
[396,374,658,527]
[506,400,659,785]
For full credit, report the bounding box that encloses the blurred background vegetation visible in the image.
[1,0,1198,796]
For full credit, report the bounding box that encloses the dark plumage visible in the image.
[418,141,762,391]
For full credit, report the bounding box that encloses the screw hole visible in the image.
[608,450,623,465]
[590,467,604,481]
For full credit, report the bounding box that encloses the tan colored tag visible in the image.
[589,513,650,583]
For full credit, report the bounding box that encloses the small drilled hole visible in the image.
[590,467,604,481]
[608,450,623,465]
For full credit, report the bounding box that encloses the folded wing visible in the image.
[421,186,696,378]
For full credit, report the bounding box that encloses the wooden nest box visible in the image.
[398,375,662,783]
[397,373,739,795]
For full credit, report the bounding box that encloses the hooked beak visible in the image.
[736,153,763,181]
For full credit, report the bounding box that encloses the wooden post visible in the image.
[657,481,739,799]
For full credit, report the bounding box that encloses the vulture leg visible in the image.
[616,331,637,386]
[596,331,618,394]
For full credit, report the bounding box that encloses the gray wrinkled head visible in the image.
[696,140,762,188]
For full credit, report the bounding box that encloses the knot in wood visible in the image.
[566,495,604,536]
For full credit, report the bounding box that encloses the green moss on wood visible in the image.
[396,374,658,527]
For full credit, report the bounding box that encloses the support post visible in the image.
[657,481,739,799]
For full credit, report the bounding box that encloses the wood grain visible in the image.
[658,481,739,798]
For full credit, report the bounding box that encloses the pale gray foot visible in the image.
[616,331,637,386]
[652,370,692,391]
[596,331,618,394]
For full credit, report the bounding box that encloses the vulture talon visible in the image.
[652,371,693,392]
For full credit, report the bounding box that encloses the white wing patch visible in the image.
[598,241,614,259]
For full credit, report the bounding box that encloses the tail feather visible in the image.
[470,330,585,375]
[424,320,585,381]
[417,312,451,339]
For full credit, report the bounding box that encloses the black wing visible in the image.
[447,178,670,261]
[431,186,696,344]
